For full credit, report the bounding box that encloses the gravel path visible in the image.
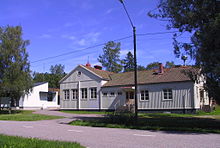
[0,110,219,148]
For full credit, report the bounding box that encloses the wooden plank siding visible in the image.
[59,65,205,112]
[101,81,195,110]
[60,66,102,110]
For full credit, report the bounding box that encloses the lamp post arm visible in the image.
[120,1,134,28]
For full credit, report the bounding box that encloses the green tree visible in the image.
[165,61,175,68]
[122,51,134,72]
[33,64,66,88]
[146,62,160,70]
[137,65,146,71]
[50,64,65,75]
[98,41,122,73]
[0,26,32,110]
[148,0,220,103]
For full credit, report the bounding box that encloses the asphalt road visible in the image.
[0,110,219,148]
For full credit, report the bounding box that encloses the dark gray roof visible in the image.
[102,67,199,87]
[33,82,47,87]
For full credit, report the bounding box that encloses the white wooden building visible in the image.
[19,82,59,109]
[59,63,210,113]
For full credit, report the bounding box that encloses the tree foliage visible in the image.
[0,26,32,107]
[122,51,134,72]
[98,41,123,73]
[165,61,175,68]
[146,62,160,70]
[149,0,220,103]
[50,64,65,75]
[33,64,66,88]
[137,65,146,71]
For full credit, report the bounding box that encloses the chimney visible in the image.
[158,63,164,74]
[94,65,102,70]
[86,62,91,67]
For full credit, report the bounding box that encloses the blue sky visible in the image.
[0,0,193,73]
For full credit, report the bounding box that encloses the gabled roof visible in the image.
[81,65,114,80]
[60,64,199,86]
[59,65,114,83]
[103,66,199,87]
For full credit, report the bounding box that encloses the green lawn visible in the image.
[60,110,107,115]
[0,110,63,121]
[70,105,220,133]
[0,134,84,148]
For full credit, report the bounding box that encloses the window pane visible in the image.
[145,90,149,100]
[163,89,172,100]
[103,92,107,96]
[81,88,87,99]
[90,88,97,99]
[118,92,122,95]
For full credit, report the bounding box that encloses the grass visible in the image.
[0,134,84,148]
[70,105,220,133]
[0,110,63,121]
[60,110,107,115]
[196,105,220,116]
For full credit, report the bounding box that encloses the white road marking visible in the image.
[133,134,155,137]
[0,121,9,123]
[23,125,33,128]
[68,129,83,133]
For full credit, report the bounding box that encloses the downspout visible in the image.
[99,87,102,111]
[183,94,186,114]
[78,81,80,110]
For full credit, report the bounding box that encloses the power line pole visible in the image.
[119,0,138,121]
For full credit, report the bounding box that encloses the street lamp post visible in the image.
[119,0,138,120]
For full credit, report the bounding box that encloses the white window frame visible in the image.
[81,88,87,99]
[110,92,115,96]
[72,89,78,100]
[140,90,149,101]
[118,92,122,95]
[102,92,108,97]
[64,90,70,100]
[90,87,97,99]
[163,89,173,100]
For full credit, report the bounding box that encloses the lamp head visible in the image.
[119,0,124,4]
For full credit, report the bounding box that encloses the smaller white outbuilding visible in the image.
[19,82,60,109]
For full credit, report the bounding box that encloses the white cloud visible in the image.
[120,49,131,57]
[81,1,93,10]
[106,8,113,14]
[86,32,101,43]
[39,34,52,39]
[62,32,101,47]
[74,32,101,46]
[137,9,146,16]
[77,39,86,46]
[64,22,74,27]
[61,34,76,40]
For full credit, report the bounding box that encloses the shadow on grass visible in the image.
[70,113,220,134]
[0,110,22,114]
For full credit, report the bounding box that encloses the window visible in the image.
[102,92,107,96]
[118,92,122,95]
[90,87,97,99]
[72,89,78,100]
[140,90,149,101]
[77,71,81,76]
[110,92,115,96]
[163,89,172,100]
[64,90,69,100]
[126,92,134,99]
[47,92,54,102]
[81,88,87,99]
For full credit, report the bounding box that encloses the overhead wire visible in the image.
[31,31,183,68]
[31,35,132,64]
